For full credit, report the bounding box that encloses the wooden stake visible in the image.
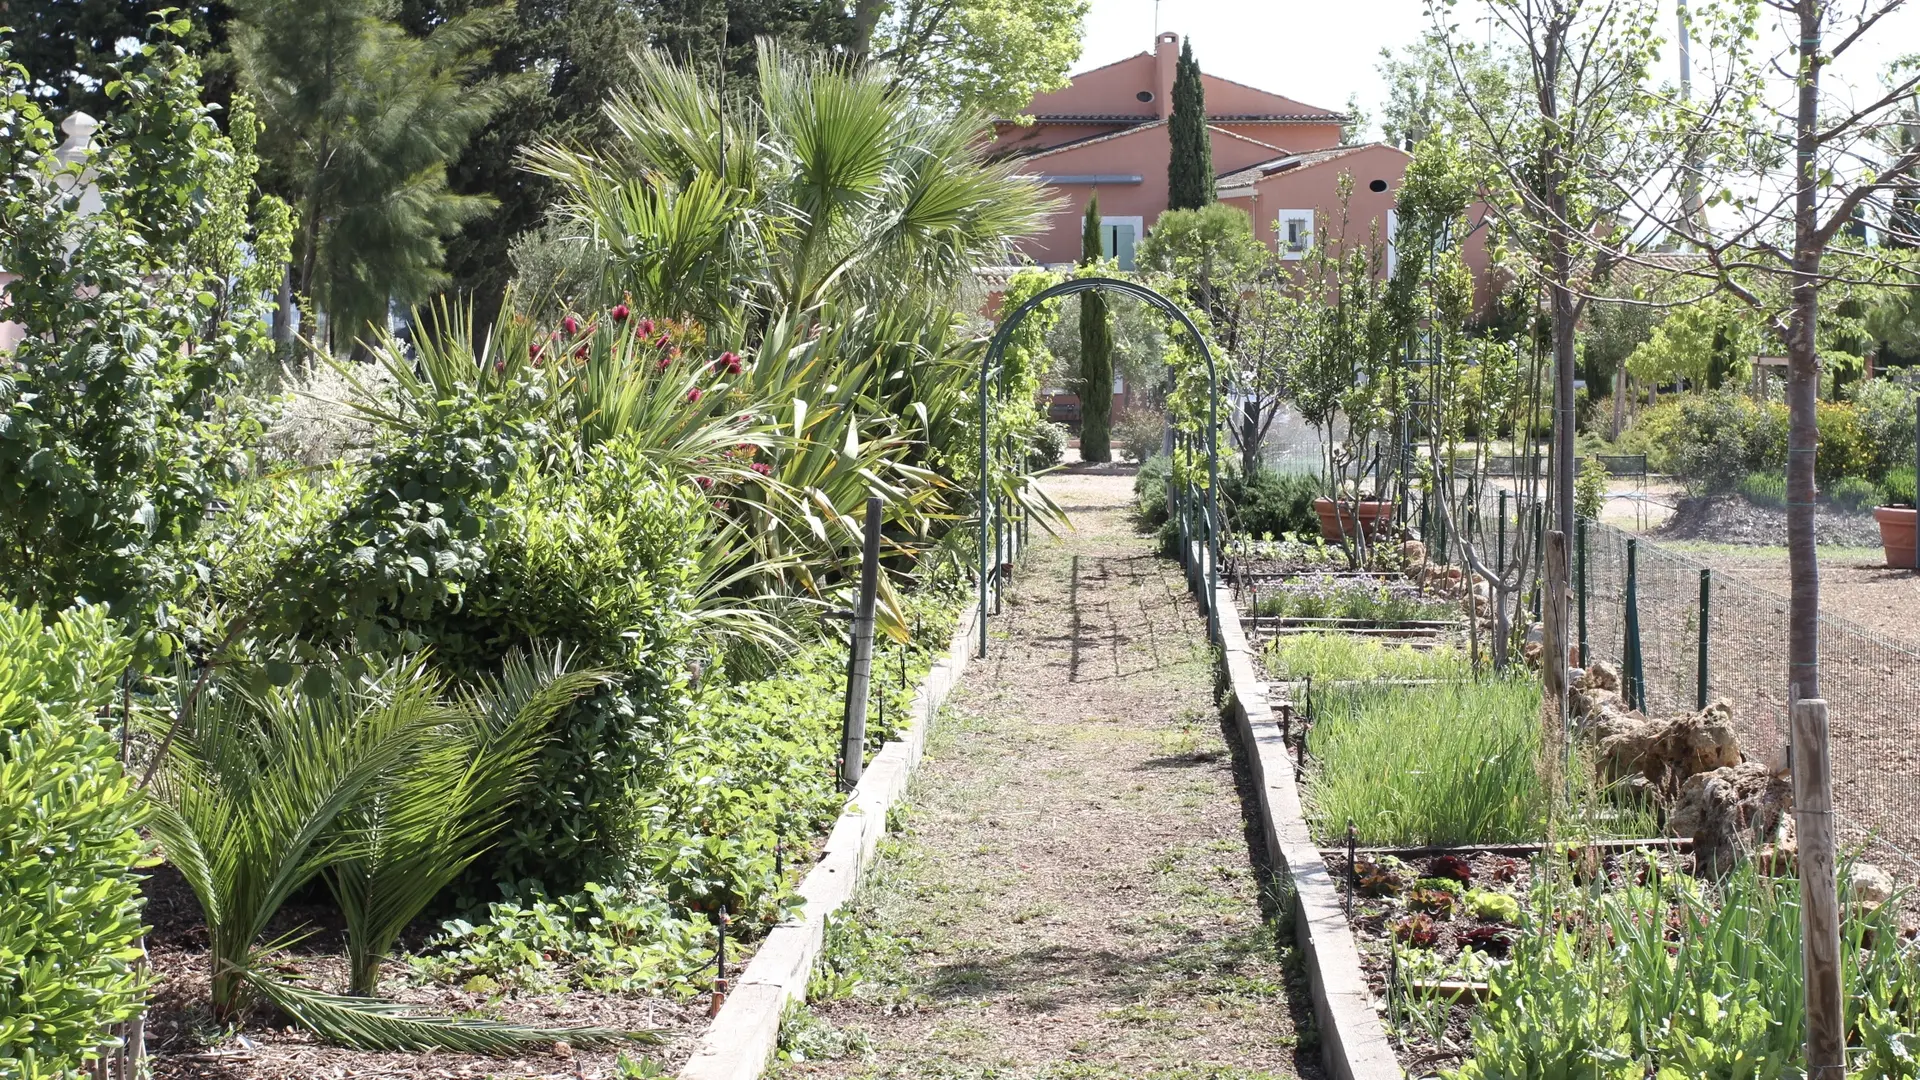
[1792,698,1843,1078]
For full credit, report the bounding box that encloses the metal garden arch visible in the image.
[976,276,1223,657]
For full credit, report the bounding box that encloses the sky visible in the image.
[1073,0,1920,143]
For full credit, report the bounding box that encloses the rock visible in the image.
[1669,761,1794,878]
[1401,540,1427,568]
[1596,699,1743,793]
[1587,660,1620,692]
[1851,862,1894,907]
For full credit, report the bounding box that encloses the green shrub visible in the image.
[1306,680,1544,847]
[1574,455,1608,521]
[0,605,150,1077]
[1814,400,1876,486]
[1829,475,1880,512]
[1737,471,1787,509]
[1113,408,1166,464]
[1134,455,1171,526]
[225,426,705,893]
[1027,421,1069,469]
[1850,377,1918,478]
[1884,467,1917,507]
[1634,392,1787,492]
[1219,467,1320,541]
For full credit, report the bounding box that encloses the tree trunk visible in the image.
[1241,399,1262,475]
[848,0,888,58]
[1785,0,1823,702]
[1612,361,1628,438]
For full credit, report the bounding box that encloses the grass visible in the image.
[1305,679,1545,847]
[1265,633,1471,683]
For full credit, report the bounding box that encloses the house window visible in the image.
[1100,216,1142,270]
[1277,210,1314,259]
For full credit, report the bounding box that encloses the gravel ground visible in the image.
[775,465,1321,1080]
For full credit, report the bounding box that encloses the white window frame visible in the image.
[1386,209,1400,277]
[1100,215,1144,270]
[1276,209,1315,259]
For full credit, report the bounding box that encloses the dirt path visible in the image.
[775,467,1320,1080]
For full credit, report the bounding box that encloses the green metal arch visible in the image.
[977,275,1223,655]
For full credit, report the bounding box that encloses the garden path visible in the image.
[777,466,1319,1080]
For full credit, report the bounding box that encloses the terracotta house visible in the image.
[990,32,1490,283]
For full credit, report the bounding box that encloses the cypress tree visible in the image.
[1078,193,1113,462]
[1167,38,1213,211]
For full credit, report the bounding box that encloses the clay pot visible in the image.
[1873,506,1917,569]
[1312,497,1396,542]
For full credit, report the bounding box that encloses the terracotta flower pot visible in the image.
[1312,497,1396,542]
[1873,506,1918,569]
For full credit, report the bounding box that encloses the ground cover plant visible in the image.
[1304,680,1545,847]
[1435,864,1920,1079]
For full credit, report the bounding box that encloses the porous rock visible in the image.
[1596,698,1744,793]
[1669,761,1794,878]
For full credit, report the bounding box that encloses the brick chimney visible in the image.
[1155,32,1179,119]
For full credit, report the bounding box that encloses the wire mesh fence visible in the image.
[1460,485,1920,883]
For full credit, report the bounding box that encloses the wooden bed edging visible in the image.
[676,600,979,1080]
[1210,579,1406,1080]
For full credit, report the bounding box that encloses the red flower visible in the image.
[750,462,772,477]
[637,318,656,338]
[713,350,743,376]
[657,356,672,371]
[654,332,671,349]
[687,386,704,403]
[610,303,631,322]
[563,315,580,335]
[493,359,507,374]
[695,475,715,491]
[574,343,590,359]
[529,341,543,360]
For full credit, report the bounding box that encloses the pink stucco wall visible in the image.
[1013,123,1292,265]
[0,272,21,354]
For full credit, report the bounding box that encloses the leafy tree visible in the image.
[861,0,1087,117]
[391,0,648,324]
[0,32,289,639]
[1166,38,1211,211]
[1136,203,1272,470]
[233,0,510,354]
[1625,300,1761,391]
[2,0,236,116]
[1078,193,1113,461]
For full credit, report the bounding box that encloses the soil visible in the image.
[776,465,1321,1080]
[1655,494,1884,548]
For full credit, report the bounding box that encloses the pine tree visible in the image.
[1166,38,1212,211]
[1078,193,1113,462]
[234,0,509,353]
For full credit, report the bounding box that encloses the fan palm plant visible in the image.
[523,40,1053,331]
[146,655,445,1017]
[328,648,606,995]
[145,651,637,1049]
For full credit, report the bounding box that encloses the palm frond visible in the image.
[244,968,657,1052]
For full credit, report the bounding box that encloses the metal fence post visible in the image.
[839,495,884,791]
[1623,537,1645,713]
[1576,517,1588,667]
[1696,568,1711,709]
